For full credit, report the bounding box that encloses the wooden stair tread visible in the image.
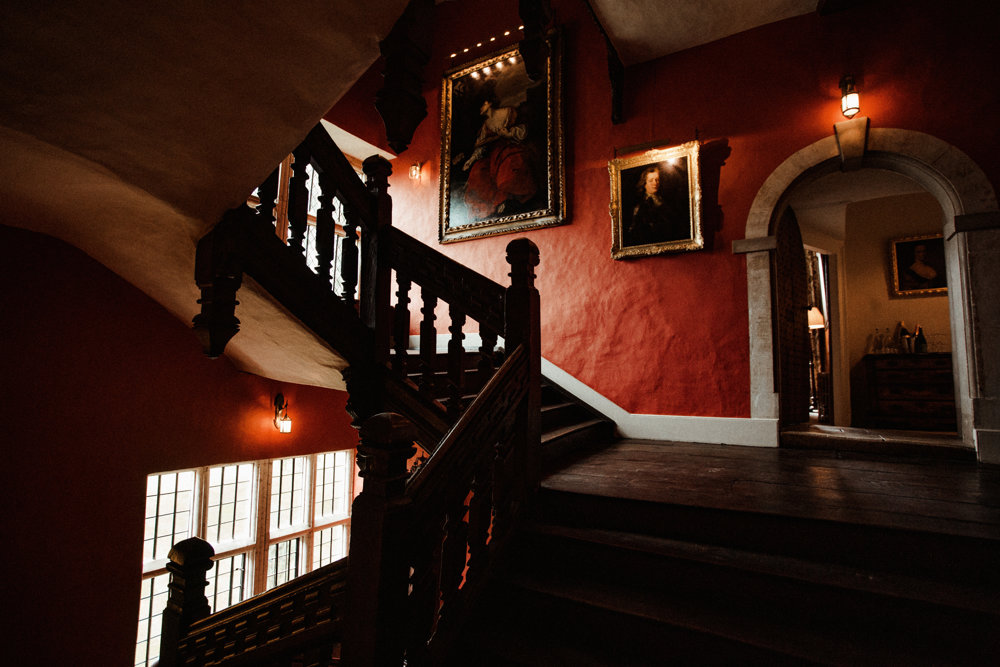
[501,567,990,666]
[540,440,1000,541]
[541,418,613,445]
[521,522,1000,614]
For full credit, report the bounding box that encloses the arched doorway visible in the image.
[741,126,1000,462]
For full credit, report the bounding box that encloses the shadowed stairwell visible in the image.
[156,124,1000,667]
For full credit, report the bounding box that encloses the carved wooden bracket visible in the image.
[519,0,554,82]
[192,206,247,358]
[581,0,624,123]
[375,0,433,154]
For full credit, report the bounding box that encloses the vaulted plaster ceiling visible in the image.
[1,0,866,390]
[0,0,409,389]
[788,169,926,246]
[588,0,817,65]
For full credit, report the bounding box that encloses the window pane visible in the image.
[270,457,307,532]
[143,470,196,564]
[312,524,347,569]
[135,573,170,666]
[267,538,300,590]
[315,451,351,522]
[206,552,249,613]
[205,462,255,546]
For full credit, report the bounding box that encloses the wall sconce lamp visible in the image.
[273,393,292,433]
[840,75,860,118]
[409,162,422,181]
[807,306,827,330]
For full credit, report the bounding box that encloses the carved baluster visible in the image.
[447,304,467,418]
[437,490,469,631]
[466,457,494,585]
[158,537,215,667]
[392,273,411,378]
[314,170,336,289]
[340,201,360,307]
[418,288,438,398]
[477,324,499,390]
[342,413,417,667]
[405,524,443,666]
[287,148,310,256]
[256,166,280,227]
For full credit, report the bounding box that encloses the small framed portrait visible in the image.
[890,234,947,297]
[438,33,565,243]
[609,141,703,260]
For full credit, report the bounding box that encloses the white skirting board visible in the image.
[542,359,779,448]
[408,335,779,448]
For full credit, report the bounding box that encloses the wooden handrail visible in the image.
[301,125,376,232]
[407,344,526,506]
[163,552,348,666]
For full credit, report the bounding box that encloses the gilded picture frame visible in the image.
[439,33,565,243]
[609,141,703,259]
[890,233,947,297]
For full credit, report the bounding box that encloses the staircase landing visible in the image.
[542,439,1000,540]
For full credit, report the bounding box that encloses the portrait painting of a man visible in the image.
[439,37,565,243]
[609,141,703,259]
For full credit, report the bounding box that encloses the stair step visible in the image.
[540,418,615,462]
[533,486,1000,588]
[541,400,596,432]
[497,564,997,666]
[520,522,1000,614]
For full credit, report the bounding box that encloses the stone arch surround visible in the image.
[743,127,1000,462]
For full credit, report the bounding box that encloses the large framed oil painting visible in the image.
[890,233,947,297]
[608,141,703,260]
[438,34,565,243]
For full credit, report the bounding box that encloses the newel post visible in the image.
[158,537,215,667]
[343,412,417,667]
[504,239,542,489]
[361,156,394,367]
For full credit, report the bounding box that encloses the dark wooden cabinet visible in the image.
[857,353,957,431]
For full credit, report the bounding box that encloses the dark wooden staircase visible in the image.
[160,115,999,666]
[452,440,1000,666]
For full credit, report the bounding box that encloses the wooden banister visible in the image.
[161,540,349,667]
[386,226,506,334]
[180,122,542,667]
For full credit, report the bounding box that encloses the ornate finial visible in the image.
[506,238,540,287]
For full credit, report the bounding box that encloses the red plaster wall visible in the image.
[0,225,358,666]
[326,0,1000,418]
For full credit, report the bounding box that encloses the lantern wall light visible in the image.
[840,75,860,119]
[273,393,292,433]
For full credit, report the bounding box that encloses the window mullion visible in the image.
[305,454,318,574]
[252,461,271,596]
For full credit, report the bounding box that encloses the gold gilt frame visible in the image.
[890,233,948,297]
[439,32,565,243]
[609,141,703,259]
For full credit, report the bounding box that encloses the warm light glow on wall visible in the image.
[409,163,422,180]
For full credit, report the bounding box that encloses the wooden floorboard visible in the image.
[542,440,1000,540]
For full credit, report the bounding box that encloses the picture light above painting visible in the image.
[438,32,565,243]
[608,141,704,260]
